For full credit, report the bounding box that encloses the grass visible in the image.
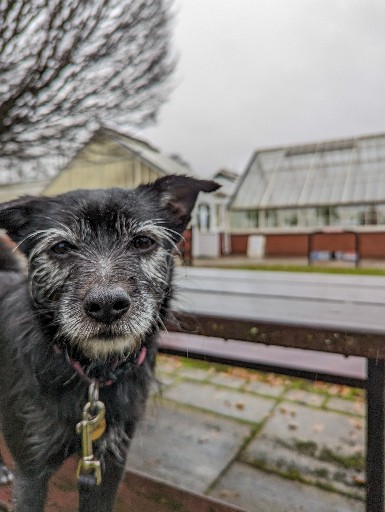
[208,263,385,276]
[157,355,365,399]
[294,440,318,458]
[319,447,365,471]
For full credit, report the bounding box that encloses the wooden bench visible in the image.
[166,267,385,512]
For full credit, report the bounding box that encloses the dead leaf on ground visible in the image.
[349,418,363,430]
[352,474,366,486]
[147,458,160,465]
[219,489,240,498]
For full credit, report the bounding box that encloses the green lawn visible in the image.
[208,263,385,276]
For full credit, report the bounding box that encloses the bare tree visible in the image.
[0,0,175,181]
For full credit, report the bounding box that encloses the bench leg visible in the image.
[367,358,385,512]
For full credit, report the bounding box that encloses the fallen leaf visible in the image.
[349,418,363,430]
[352,474,366,486]
[219,489,240,498]
[147,458,160,465]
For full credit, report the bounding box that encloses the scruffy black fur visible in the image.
[0,175,219,511]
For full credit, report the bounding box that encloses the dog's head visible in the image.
[0,176,219,369]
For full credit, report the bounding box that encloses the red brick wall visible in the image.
[229,232,385,258]
[266,234,308,256]
[229,234,249,254]
[360,233,385,258]
[310,232,357,252]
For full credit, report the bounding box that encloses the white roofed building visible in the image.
[229,133,385,231]
[192,169,238,258]
[227,134,385,259]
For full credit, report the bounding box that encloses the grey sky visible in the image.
[139,0,385,177]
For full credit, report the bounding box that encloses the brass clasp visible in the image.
[76,382,106,486]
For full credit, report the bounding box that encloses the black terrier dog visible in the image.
[0,175,218,512]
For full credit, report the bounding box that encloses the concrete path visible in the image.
[127,354,365,512]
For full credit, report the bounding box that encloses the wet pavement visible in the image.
[128,352,366,512]
[0,352,367,511]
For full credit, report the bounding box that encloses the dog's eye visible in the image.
[132,236,156,253]
[50,241,74,257]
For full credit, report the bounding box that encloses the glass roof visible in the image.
[230,134,385,209]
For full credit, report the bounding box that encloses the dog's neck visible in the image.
[53,343,148,387]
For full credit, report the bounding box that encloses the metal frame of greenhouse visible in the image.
[229,133,385,232]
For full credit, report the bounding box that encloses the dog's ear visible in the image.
[0,196,47,244]
[148,175,220,231]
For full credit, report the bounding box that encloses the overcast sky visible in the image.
[139,0,385,178]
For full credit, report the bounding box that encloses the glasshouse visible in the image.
[229,133,385,230]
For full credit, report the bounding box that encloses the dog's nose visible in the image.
[84,287,131,323]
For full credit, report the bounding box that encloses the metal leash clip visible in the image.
[76,382,106,486]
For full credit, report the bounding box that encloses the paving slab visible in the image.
[283,389,325,407]
[209,462,364,512]
[250,402,365,468]
[127,401,251,494]
[157,374,176,388]
[210,372,246,389]
[177,367,213,381]
[240,436,365,499]
[156,359,181,371]
[326,397,365,416]
[240,402,365,497]
[163,381,276,423]
[244,380,285,397]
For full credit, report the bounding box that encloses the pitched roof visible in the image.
[95,127,193,176]
[230,133,385,210]
[0,179,50,203]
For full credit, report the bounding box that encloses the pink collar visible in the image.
[136,345,147,366]
[55,345,147,387]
